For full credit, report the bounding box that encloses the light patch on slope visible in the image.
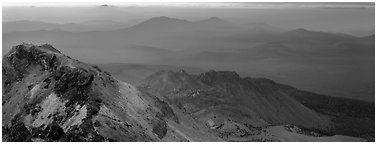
[118,80,148,111]
[62,105,87,132]
[29,84,40,98]
[30,93,66,128]
[166,122,193,142]
[98,105,121,122]
[116,80,160,140]
[66,59,76,68]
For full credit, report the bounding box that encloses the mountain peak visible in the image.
[207,16,224,21]
[3,43,174,141]
[127,16,191,30]
[292,28,311,33]
[155,16,170,19]
[9,43,61,55]
[98,4,116,8]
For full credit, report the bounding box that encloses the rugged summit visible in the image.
[2,43,174,141]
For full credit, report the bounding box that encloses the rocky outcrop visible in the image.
[2,43,173,142]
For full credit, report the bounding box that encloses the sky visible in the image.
[2,2,375,8]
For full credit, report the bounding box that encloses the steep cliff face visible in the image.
[2,43,170,142]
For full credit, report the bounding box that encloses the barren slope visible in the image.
[2,43,208,142]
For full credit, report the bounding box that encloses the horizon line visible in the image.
[3,2,375,9]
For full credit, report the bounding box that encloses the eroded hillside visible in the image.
[2,43,195,141]
[138,70,373,141]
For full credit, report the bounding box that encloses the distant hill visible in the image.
[240,22,286,33]
[79,20,134,30]
[2,16,374,102]
[195,17,234,27]
[139,70,331,129]
[3,20,94,33]
[138,69,374,141]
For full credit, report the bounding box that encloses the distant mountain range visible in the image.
[2,17,281,34]
[2,16,374,102]
[2,20,137,33]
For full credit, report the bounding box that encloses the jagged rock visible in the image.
[2,43,175,142]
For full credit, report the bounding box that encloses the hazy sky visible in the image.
[2,2,375,36]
